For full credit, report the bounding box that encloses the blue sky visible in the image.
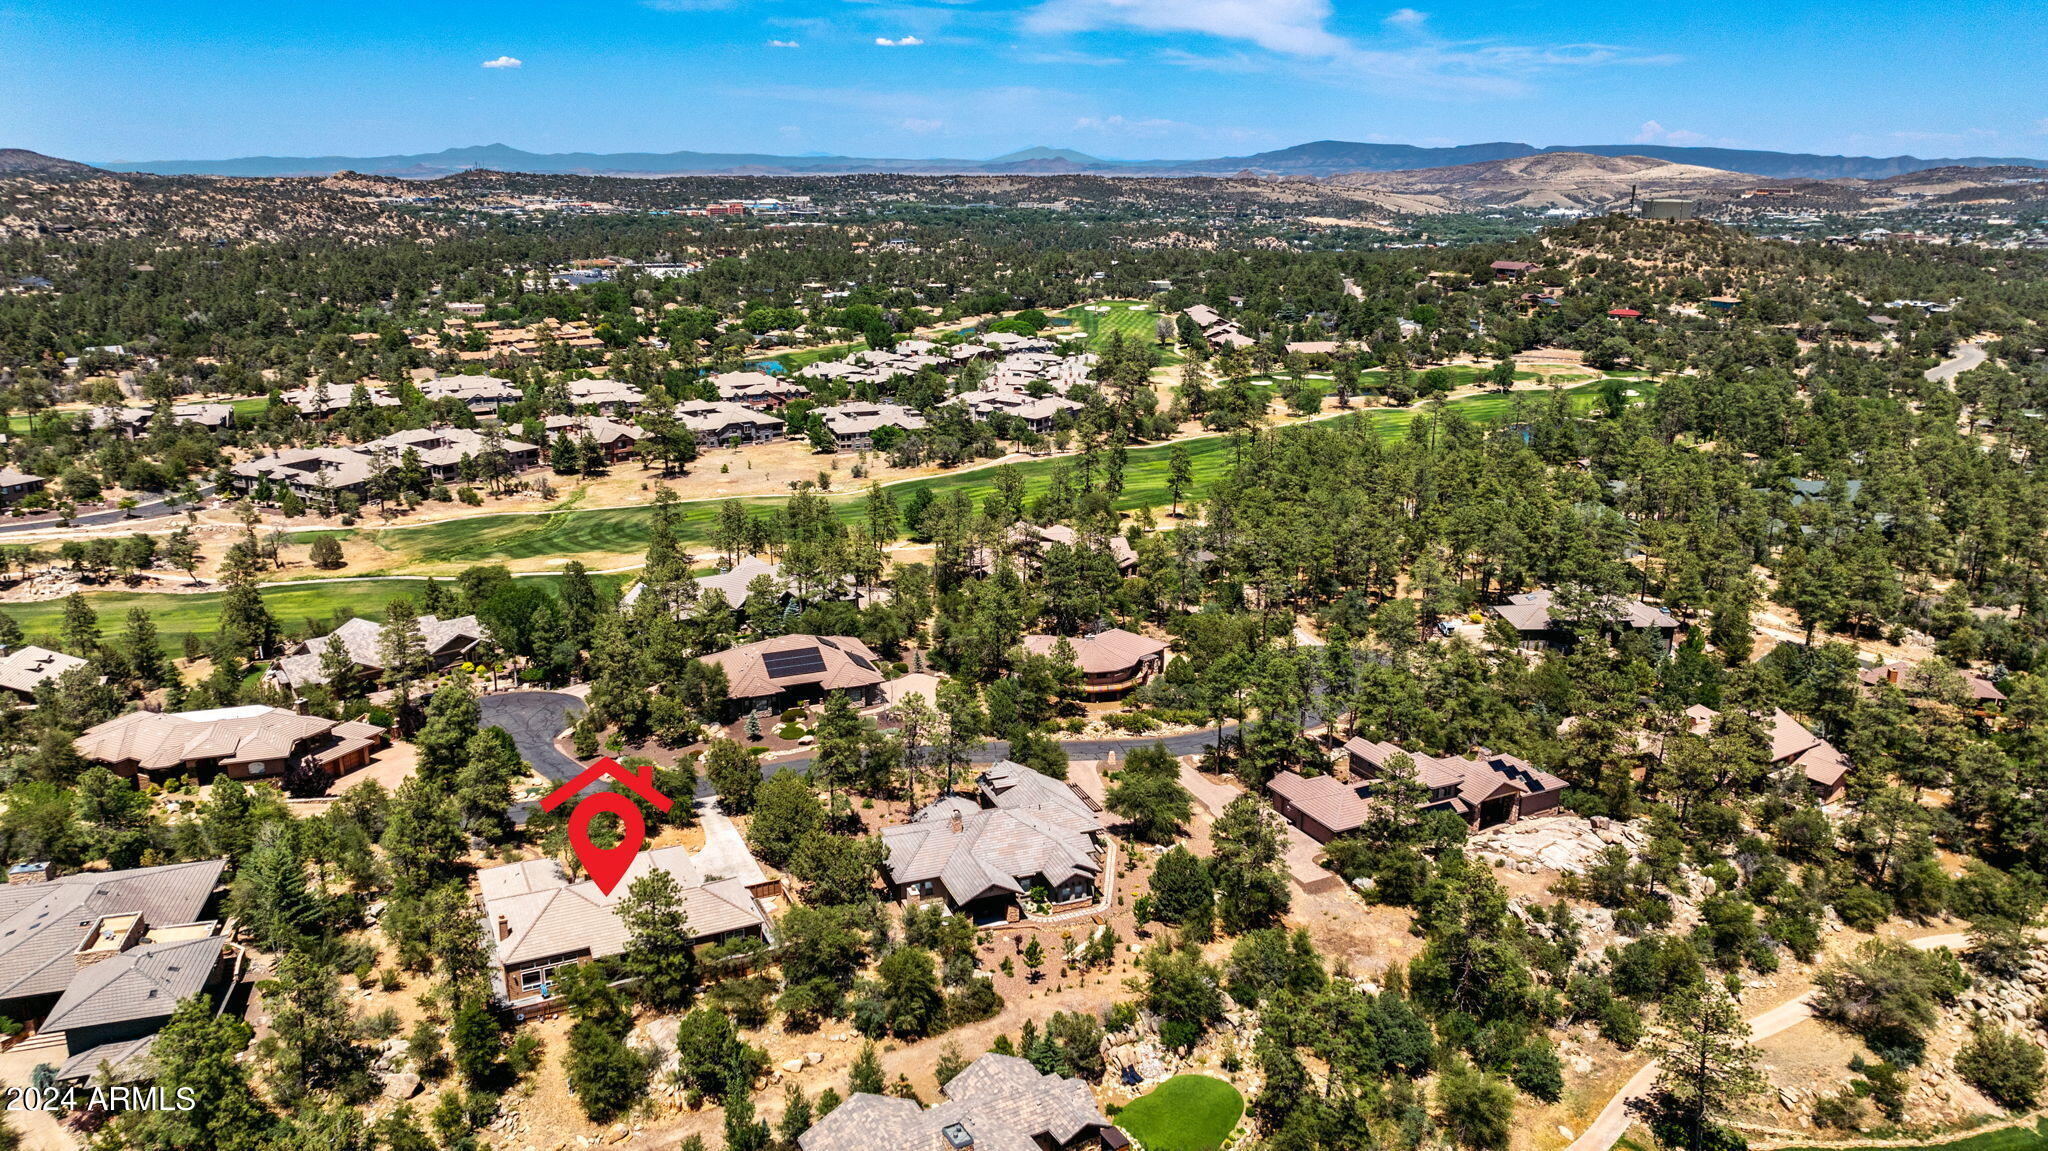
[5,0,2045,162]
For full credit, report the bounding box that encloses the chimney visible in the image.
[949,810,964,834]
[1886,666,1901,684]
[496,915,511,941]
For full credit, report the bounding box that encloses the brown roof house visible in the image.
[1489,589,1679,655]
[799,1052,1125,1151]
[266,614,487,694]
[46,926,239,1084]
[1683,705,1854,802]
[75,705,385,785]
[0,644,89,701]
[1021,628,1168,698]
[881,761,1106,925]
[700,634,886,716]
[478,843,773,1018]
[0,859,227,1048]
[1268,738,1566,841]
[1859,660,2007,707]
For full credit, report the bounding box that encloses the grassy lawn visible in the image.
[1114,1075,1243,1151]
[1777,1118,2048,1151]
[0,573,633,655]
[280,377,1629,577]
[1057,300,1181,362]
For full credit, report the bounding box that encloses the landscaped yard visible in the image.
[1057,300,1179,361]
[1114,1074,1244,1151]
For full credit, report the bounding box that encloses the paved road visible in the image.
[758,724,1245,777]
[481,691,587,785]
[1927,342,1988,383]
[1565,932,1972,1151]
[0,485,214,535]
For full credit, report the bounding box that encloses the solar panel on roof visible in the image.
[761,647,828,680]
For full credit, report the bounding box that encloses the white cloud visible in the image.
[1022,0,1675,97]
[481,56,523,69]
[875,36,926,47]
[1633,120,1709,146]
[766,39,801,48]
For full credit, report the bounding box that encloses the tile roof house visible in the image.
[75,705,385,784]
[700,634,886,714]
[0,644,89,701]
[45,927,238,1082]
[710,370,809,410]
[418,375,522,413]
[881,761,1105,924]
[89,403,235,437]
[815,403,928,451]
[951,385,1084,434]
[673,400,786,446]
[478,845,772,1017]
[1489,589,1679,654]
[360,427,543,480]
[0,467,47,504]
[1268,738,1567,841]
[564,377,649,414]
[1684,705,1854,801]
[266,614,487,692]
[1859,660,2007,706]
[1020,629,1168,697]
[278,383,399,418]
[545,414,647,460]
[230,447,381,499]
[799,1052,1124,1151]
[0,859,226,1029]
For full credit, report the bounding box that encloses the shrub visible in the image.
[1955,1023,2046,1110]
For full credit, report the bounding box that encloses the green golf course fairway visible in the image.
[2,377,1643,645]
[1114,1075,1244,1151]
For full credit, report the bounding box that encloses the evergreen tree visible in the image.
[618,867,699,1011]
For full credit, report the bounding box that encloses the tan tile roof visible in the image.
[478,845,768,967]
[882,763,1102,905]
[1491,589,1677,634]
[700,634,883,701]
[0,645,87,696]
[799,1053,1114,1151]
[76,706,353,771]
[1021,628,1167,676]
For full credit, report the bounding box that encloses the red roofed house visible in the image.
[1684,704,1853,802]
[1268,737,1566,840]
[700,634,886,716]
[1608,308,1645,321]
[1021,628,1169,698]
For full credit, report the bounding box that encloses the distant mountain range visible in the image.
[41,139,2048,182]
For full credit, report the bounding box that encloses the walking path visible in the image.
[1565,932,1972,1151]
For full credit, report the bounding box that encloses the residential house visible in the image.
[75,705,385,784]
[1859,660,2007,708]
[266,614,488,693]
[545,415,646,461]
[1020,628,1167,698]
[1489,589,1679,654]
[419,375,522,414]
[1268,737,1566,840]
[89,403,235,437]
[710,370,808,410]
[278,383,398,418]
[881,761,1106,924]
[230,448,380,501]
[951,385,1083,434]
[1490,260,1539,280]
[0,644,88,701]
[361,427,542,481]
[700,634,886,715]
[479,845,772,1017]
[0,858,227,1055]
[815,403,927,451]
[0,467,48,504]
[564,378,648,415]
[47,926,238,1084]
[1683,705,1854,801]
[798,1053,1126,1151]
[673,400,785,447]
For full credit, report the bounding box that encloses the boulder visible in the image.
[380,1071,422,1101]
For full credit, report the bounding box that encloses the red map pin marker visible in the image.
[567,790,645,895]
[540,757,674,897]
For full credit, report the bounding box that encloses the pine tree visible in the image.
[618,868,698,1011]
[261,951,373,1108]
[232,822,323,952]
[847,1040,884,1095]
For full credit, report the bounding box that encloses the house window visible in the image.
[247,762,266,775]
[518,969,545,992]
